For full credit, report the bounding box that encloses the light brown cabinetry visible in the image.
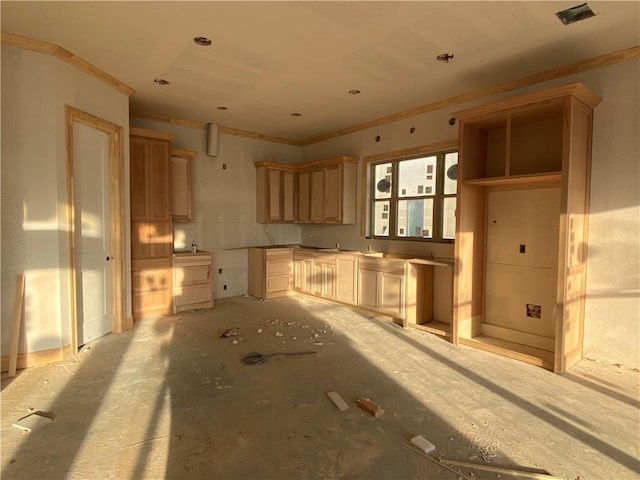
[171,148,196,223]
[452,82,600,373]
[358,257,405,320]
[255,162,296,223]
[300,157,358,224]
[254,156,358,224]
[173,252,213,313]
[130,127,175,320]
[293,249,338,300]
[248,247,293,299]
[336,254,358,305]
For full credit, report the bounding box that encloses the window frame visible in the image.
[368,149,457,243]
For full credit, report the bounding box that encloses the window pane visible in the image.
[443,197,456,240]
[373,163,392,199]
[373,201,390,236]
[398,156,436,197]
[397,199,433,238]
[443,152,458,195]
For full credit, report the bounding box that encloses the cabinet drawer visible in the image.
[265,248,293,261]
[266,260,292,276]
[175,265,211,286]
[174,284,212,307]
[266,274,292,293]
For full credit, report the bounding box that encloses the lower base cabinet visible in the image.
[248,247,293,299]
[357,258,405,319]
[132,258,172,320]
[173,252,214,313]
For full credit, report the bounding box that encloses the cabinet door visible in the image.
[379,272,404,318]
[267,169,282,222]
[310,169,324,222]
[130,137,149,221]
[312,262,323,297]
[358,269,378,311]
[283,170,295,222]
[148,139,171,221]
[171,156,192,222]
[322,263,336,300]
[297,171,311,222]
[324,164,342,223]
[336,256,357,305]
[294,259,304,291]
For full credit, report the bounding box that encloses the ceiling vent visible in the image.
[556,3,596,25]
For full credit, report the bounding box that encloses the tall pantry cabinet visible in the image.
[452,82,600,373]
[130,127,175,319]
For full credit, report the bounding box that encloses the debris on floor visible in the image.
[219,329,238,338]
[242,351,317,365]
[411,435,436,454]
[326,391,349,412]
[356,397,384,418]
[12,411,54,433]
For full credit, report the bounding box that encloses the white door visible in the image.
[73,122,112,346]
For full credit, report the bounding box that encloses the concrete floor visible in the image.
[1,295,638,480]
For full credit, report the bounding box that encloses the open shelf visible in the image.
[463,171,562,187]
[459,335,554,371]
[410,320,451,339]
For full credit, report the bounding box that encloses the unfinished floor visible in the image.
[1,295,638,480]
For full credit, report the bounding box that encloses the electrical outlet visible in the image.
[223,284,227,290]
[526,304,541,318]
[218,268,222,274]
[222,163,227,170]
[520,244,526,254]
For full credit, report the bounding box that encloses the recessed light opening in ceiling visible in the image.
[348,89,361,95]
[290,112,302,117]
[556,3,596,25]
[154,78,170,85]
[217,106,228,110]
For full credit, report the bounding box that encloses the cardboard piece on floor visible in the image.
[12,412,53,433]
[356,397,384,417]
[327,391,349,412]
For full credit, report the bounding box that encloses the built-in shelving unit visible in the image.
[452,82,601,373]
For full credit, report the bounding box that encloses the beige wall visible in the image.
[129,118,302,298]
[300,60,640,369]
[1,45,130,356]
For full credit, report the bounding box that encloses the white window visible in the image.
[370,151,457,241]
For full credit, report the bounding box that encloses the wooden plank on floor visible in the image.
[8,274,25,378]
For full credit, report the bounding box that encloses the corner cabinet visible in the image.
[298,156,358,224]
[248,247,294,299]
[171,148,196,223]
[254,156,358,224]
[255,162,296,223]
[452,82,601,373]
[130,127,175,320]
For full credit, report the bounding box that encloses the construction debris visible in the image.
[12,411,54,433]
[326,391,349,412]
[411,435,436,454]
[219,329,238,338]
[356,398,384,418]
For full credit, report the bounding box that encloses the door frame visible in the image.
[65,105,126,353]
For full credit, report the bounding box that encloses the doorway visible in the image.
[65,106,126,351]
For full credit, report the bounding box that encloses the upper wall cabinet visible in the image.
[451,82,601,374]
[130,131,172,222]
[303,156,358,224]
[255,156,358,225]
[255,162,296,223]
[171,148,196,223]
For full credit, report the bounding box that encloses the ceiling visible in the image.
[2,1,639,142]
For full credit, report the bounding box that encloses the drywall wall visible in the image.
[129,118,302,298]
[300,59,640,369]
[1,45,129,359]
